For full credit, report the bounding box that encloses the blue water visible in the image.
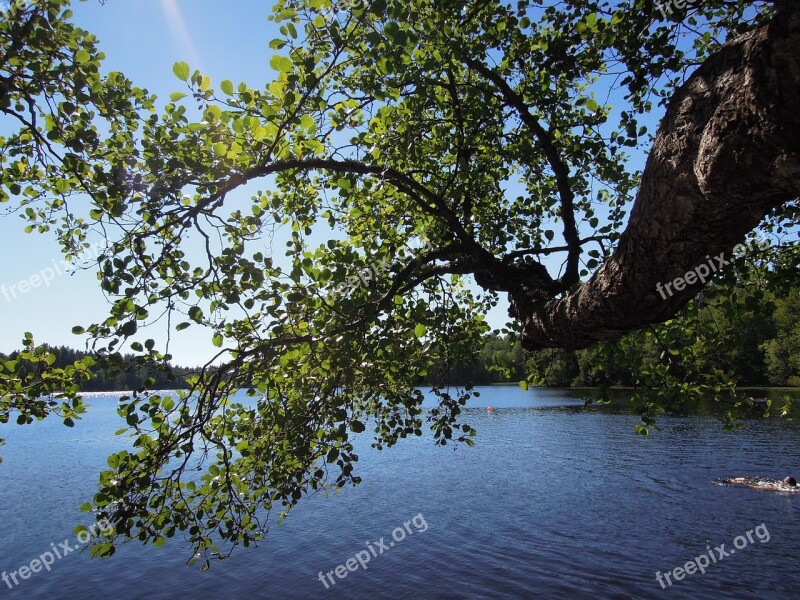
[1,386,799,599]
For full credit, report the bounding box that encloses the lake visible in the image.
[1,386,799,599]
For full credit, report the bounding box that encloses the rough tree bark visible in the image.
[512,0,800,350]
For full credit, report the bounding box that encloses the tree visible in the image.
[762,291,800,385]
[0,0,798,564]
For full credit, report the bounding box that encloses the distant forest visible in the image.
[426,287,800,389]
[0,345,198,392]
[3,288,797,392]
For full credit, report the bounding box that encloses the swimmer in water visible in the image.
[717,475,798,491]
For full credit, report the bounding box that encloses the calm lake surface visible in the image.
[1,386,799,599]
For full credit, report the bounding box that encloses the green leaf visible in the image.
[414,324,426,338]
[212,142,227,156]
[269,55,293,73]
[220,80,234,95]
[173,61,190,81]
[299,114,315,130]
[519,380,529,391]
[170,92,187,102]
[268,81,285,97]
[212,333,223,347]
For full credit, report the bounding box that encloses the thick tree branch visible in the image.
[515,1,800,350]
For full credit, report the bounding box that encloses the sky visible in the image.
[0,0,297,365]
[0,0,656,366]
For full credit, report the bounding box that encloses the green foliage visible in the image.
[0,333,92,459]
[1,344,198,392]
[762,291,800,385]
[525,245,800,432]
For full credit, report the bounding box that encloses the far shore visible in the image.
[67,384,800,395]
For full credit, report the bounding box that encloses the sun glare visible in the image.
[159,0,203,71]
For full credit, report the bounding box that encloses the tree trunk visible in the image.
[513,1,800,350]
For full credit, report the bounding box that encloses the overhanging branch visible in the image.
[513,2,800,350]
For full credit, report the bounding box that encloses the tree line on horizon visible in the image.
[426,283,800,389]
[0,345,199,392]
[3,278,798,393]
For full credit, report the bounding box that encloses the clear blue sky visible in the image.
[0,0,652,365]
